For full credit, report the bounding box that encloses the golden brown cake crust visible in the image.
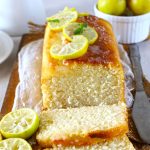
[42,15,122,72]
[41,15,124,80]
[66,15,120,65]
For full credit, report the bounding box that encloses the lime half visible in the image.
[0,138,32,150]
[50,35,88,60]
[47,8,78,31]
[0,108,39,139]
[63,22,98,44]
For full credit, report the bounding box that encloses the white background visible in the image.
[43,0,97,15]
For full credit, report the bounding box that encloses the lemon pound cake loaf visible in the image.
[43,135,135,150]
[42,14,125,109]
[36,103,128,147]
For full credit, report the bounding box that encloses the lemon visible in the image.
[63,22,98,44]
[47,8,78,31]
[0,138,32,150]
[50,35,88,60]
[0,108,39,139]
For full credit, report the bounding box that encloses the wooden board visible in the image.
[1,33,150,149]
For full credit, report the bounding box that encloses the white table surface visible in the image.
[0,0,150,110]
[0,0,97,110]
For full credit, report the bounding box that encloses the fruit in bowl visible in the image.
[97,0,126,15]
[94,0,150,44]
[97,0,150,16]
[128,0,150,15]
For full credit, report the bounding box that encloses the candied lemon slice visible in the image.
[0,108,39,139]
[50,35,88,60]
[0,138,32,150]
[63,22,98,44]
[47,8,78,31]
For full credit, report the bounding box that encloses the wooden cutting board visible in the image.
[1,33,150,150]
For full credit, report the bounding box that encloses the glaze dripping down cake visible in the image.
[41,15,125,109]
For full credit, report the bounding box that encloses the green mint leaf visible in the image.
[48,19,60,23]
[83,23,87,28]
[74,23,87,35]
[74,27,83,35]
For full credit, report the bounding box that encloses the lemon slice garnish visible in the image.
[50,35,88,60]
[0,108,39,139]
[63,6,76,12]
[47,8,78,31]
[63,22,98,44]
[0,138,32,150]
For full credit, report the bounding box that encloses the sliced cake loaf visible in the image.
[40,11,128,149]
[43,135,135,150]
[41,15,125,109]
[36,103,128,147]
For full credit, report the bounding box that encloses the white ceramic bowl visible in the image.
[94,4,150,44]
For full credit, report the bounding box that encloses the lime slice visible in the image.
[63,6,76,12]
[50,35,88,60]
[0,138,32,150]
[63,22,98,44]
[0,108,39,139]
[47,8,78,31]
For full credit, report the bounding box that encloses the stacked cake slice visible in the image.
[37,103,128,147]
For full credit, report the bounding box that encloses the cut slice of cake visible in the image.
[36,103,128,147]
[43,135,135,150]
[41,15,125,109]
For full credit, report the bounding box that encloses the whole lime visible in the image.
[128,0,150,15]
[97,0,126,16]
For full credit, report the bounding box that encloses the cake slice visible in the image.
[36,103,128,147]
[41,15,125,109]
[43,135,135,150]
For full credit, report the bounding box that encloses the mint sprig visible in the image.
[48,19,60,23]
[74,23,87,35]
